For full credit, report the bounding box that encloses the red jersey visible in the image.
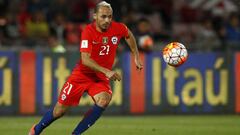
[71,21,128,80]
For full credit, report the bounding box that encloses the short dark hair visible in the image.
[94,1,112,13]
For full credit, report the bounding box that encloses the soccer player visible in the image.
[29,1,143,135]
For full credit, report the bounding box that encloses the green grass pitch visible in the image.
[0,115,239,135]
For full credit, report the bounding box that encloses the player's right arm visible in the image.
[80,27,121,81]
[81,52,121,81]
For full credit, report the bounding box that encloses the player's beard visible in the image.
[101,23,110,32]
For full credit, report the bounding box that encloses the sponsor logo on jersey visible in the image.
[102,37,108,45]
[81,40,88,48]
[111,36,118,45]
[92,41,99,44]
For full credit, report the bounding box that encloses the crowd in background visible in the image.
[0,0,239,53]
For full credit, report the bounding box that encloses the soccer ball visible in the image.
[162,42,188,67]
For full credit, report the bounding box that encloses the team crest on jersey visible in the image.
[102,37,108,45]
[111,36,118,45]
[61,94,66,101]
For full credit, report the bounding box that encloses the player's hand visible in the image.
[105,70,122,81]
[135,57,143,71]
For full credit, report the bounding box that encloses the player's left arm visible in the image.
[125,29,143,71]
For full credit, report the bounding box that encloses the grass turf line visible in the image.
[0,115,239,135]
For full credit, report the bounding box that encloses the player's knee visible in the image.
[94,93,112,108]
[53,109,66,118]
[53,103,68,118]
[96,98,111,108]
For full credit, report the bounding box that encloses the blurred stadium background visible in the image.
[0,0,240,134]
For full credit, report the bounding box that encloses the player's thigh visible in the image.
[58,80,87,106]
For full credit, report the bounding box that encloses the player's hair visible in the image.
[94,1,112,13]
